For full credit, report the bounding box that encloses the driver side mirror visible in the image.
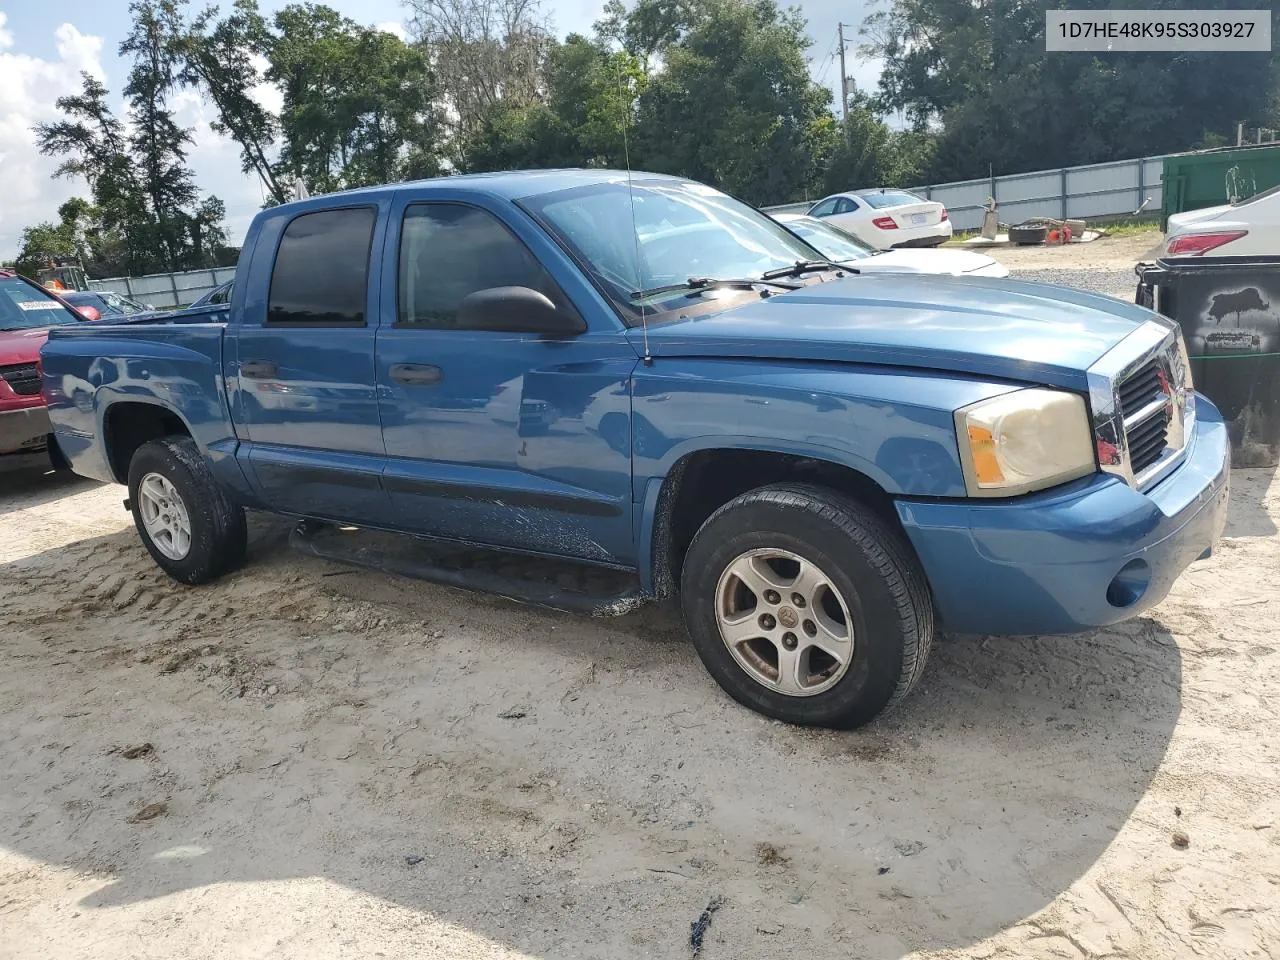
[456,286,586,336]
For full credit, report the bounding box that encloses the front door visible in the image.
[233,203,391,523]
[374,199,637,565]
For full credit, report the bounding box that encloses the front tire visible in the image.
[127,436,247,584]
[680,483,933,729]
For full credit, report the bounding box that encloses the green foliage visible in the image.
[177,0,285,203]
[866,0,1279,181]
[266,4,442,191]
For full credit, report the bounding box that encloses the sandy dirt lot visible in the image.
[3,232,1279,959]
[1,446,1278,960]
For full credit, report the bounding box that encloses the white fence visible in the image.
[88,266,236,309]
[764,155,1166,231]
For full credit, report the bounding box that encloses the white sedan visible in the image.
[803,189,953,248]
[1164,185,1280,257]
[775,213,1008,278]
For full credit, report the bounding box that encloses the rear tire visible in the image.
[680,483,933,729]
[127,436,247,584]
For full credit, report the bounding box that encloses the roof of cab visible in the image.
[266,168,689,214]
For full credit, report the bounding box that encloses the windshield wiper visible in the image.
[761,259,858,280]
[630,276,802,299]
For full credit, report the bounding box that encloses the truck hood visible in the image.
[631,274,1158,390]
[0,327,52,367]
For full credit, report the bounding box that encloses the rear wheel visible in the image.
[127,436,247,584]
[680,483,933,729]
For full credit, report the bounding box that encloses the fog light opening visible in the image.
[1106,559,1151,609]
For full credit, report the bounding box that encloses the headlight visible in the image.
[955,388,1095,497]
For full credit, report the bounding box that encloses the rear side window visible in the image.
[397,203,564,329]
[859,191,922,209]
[268,207,376,326]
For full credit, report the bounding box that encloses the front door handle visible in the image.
[390,363,443,386]
[241,360,278,379]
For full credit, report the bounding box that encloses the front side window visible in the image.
[808,197,838,217]
[0,276,82,331]
[833,197,859,214]
[268,207,376,326]
[397,203,562,329]
[522,179,822,325]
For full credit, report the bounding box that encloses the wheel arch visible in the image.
[641,444,911,601]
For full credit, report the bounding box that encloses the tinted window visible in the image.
[268,207,375,326]
[808,198,837,217]
[858,191,923,209]
[210,283,231,305]
[0,277,82,331]
[833,197,860,214]
[398,203,561,329]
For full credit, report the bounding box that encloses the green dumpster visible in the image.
[1161,144,1280,230]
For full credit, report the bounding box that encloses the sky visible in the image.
[0,0,882,264]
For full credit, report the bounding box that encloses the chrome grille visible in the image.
[1117,357,1172,476]
[1087,321,1193,491]
[0,362,41,397]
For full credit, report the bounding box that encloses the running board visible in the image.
[290,523,650,617]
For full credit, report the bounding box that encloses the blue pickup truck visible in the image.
[41,170,1230,728]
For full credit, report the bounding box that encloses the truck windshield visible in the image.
[0,276,82,331]
[520,179,825,325]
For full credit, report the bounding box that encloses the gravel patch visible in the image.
[1008,266,1140,300]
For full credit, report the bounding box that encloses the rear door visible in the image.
[373,195,637,565]
[232,201,392,524]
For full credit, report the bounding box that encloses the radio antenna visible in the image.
[615,53,651,365]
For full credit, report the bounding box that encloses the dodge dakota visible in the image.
[41,170,1230,728]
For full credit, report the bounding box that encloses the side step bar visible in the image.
[290,522,650,617]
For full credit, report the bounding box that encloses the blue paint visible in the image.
[40,169,1231,637]
[897,396,1230,635]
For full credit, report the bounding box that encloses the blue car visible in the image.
[40,170,1229,728]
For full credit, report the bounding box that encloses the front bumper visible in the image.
[896,394,1231,635]
[0,405,52,455]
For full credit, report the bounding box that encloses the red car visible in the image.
[0,270,99,463]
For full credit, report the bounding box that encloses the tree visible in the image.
[405,0,553,167]
[630,0,834,205]
[177,0,287,204]
[121,0,207,271]
[462,34,646,172]
[866,0,1279,181]
[34,74,153,275]
[268,4,442,192]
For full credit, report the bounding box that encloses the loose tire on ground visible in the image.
[680,482,934,729]
[1009,224,1048,245]
[127,436,247,584]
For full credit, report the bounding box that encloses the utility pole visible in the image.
[837,22,849,125]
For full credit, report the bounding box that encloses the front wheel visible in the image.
[127,436,247,584]
[680,483,934,729]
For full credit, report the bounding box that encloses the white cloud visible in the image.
[0,14,270,263]
[376,20,408,41]
[0,16,107,259]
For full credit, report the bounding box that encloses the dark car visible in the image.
[188,281,232,309]
[63,291,155,318]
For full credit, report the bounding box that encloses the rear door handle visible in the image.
[390,363,443,386]
[241,360,278,379]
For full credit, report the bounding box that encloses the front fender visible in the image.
[629,358,1028,595]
